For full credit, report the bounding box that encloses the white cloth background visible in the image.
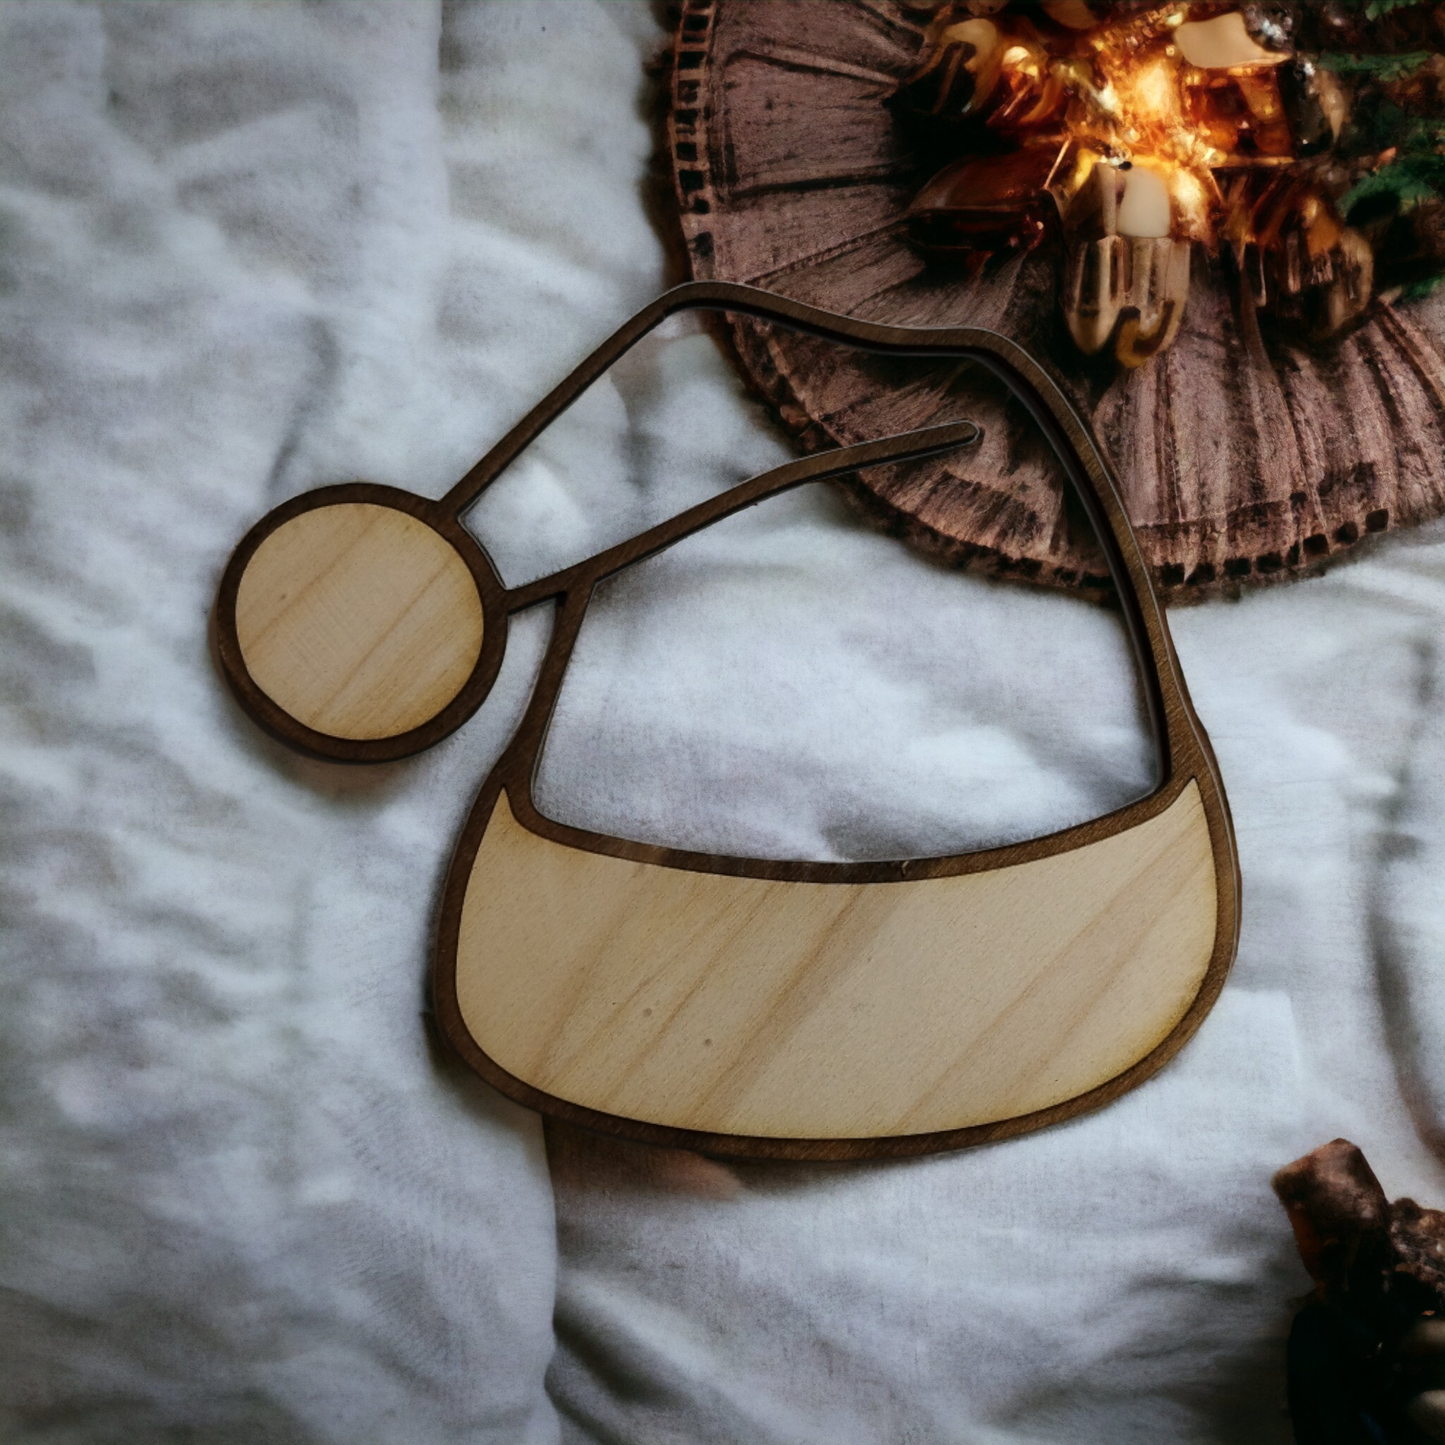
[4,3,1445,1442]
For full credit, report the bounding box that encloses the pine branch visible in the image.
[1317,50,1434,81]
[1344,154,1445,217]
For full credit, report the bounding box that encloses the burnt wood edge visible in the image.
[210,482,510,765]
[433,277,1205,787]
[501,417,984,613]
[459,387,1232,881]
[492,533,1196,886]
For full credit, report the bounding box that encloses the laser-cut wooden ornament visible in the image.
[663,0,1445,597]
[212,282,1240,1161]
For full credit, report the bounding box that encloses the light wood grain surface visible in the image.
[235,502,484,741]
[455,782,1217,1139]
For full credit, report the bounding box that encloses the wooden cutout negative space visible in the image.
[211,281,1240,1161]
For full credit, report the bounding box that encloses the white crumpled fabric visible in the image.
[4,4,1445,1442]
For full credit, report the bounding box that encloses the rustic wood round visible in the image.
[664,0,1445,597]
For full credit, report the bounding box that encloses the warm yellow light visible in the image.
[1128,56,1181,126]
[989,5,1289,254]
[1167,165,1211,241]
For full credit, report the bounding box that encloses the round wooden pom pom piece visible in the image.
[234,501,485,743]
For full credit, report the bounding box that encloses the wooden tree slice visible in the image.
[664,0,1445,596]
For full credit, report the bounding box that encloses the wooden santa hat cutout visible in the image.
[213,282,1239,1160]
